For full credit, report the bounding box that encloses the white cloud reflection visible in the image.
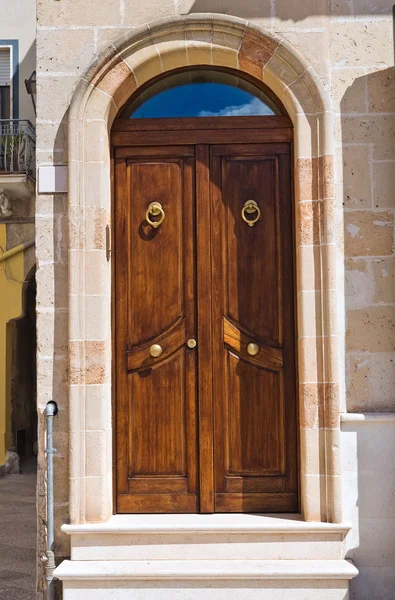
[198,97,275,117]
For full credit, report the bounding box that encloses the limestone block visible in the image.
[123,0,176,25]
[346,306,395,352]
[330,0,353,15]
[83,162,111,209]
[331,67,367,113]
[280,31,330,81]
[35,262,68,310]
[297,243,337,292]
[353,0,394,14]
[372,257,395,303]
[36,310,68,357]
[178,0,272,21]
[373,162,395,209]
[38,29,95,74]
[69,340,110,385]
[342,115,395,161]
[345,258,373,309]
[96,60,138,112]
[123,43,163,87]
[238,32,278,79]
[367,67,395,113]
[84,121,109,164]
[84,384,112,432]
[297,200,335,246]
[345,353,372,411]
[84,250,110,296]
[342,145,371,208]
[330,20,392,68]
[84,472,112,522]
[344,211,393,257]
[298,290,337,338]
[370,353,395,411]
[298,337,323,383]
[97,28,133,55]
[36,121,67,161]
[37,76,79,122]
[84,296,110,342]
[86,430,109,477]
[273,0,328,30]
[37,0,120,27]
[36,214,68,265]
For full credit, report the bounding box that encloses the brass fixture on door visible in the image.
[146,202,165,228]
[241,200,261,227]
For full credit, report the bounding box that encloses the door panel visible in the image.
[128,160,184,344]
[224,156,281,343]
[210,144,297,513]
[115,147,198,513]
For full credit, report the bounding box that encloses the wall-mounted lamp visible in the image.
[24,71,36,115]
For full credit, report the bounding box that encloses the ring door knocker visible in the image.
[241,200,261,227]
[146,201,165,229]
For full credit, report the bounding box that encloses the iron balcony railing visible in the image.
[0,120,36,178]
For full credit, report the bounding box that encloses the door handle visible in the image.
[146,202,165,229]
[187,339,197,349]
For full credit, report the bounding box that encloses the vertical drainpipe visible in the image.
[45,401,58,600]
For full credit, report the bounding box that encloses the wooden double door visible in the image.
[113,118,298,514]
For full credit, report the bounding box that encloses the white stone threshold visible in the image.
[61,513,352,536]
[341,412,395,423]
[54,559,358,581]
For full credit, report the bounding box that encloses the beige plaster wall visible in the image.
[35,0,394,597]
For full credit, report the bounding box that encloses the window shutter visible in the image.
[0,49,11,87]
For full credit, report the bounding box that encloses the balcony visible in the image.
[0,120,36,201]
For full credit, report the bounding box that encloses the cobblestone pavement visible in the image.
[0,460,37,599]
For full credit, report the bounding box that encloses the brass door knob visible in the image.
[187,338,197,349]
[150,344,163,358]
[247,342,260,356]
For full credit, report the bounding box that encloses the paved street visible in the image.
[0,460,37,599]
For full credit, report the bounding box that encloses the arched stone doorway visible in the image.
[66,14,340,524]
[112,66,298,515]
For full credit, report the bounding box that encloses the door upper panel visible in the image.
[127,156,186,344]
[222,154,281,343]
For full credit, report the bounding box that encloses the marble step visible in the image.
[55,559,358,600]
[62,514,352,561]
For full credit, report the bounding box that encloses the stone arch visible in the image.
[67,14,341,524]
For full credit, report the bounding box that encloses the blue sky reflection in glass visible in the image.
[130,82,276,118]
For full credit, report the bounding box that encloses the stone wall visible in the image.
[35,1,394,598]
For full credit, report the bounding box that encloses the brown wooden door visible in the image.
[115,146,199,513]
[113,120,298,514]
[210,144,297,513]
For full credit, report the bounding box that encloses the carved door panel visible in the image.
[115,146,198,513]
[210,144,298,513]
[114,136,297,514]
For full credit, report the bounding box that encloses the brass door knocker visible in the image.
[145,202,165,229]
[241,200,261,227]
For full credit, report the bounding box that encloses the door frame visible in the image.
[111,116,298,514]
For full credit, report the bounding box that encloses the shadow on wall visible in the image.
[341,68,395,600]
[182,0,392,20]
